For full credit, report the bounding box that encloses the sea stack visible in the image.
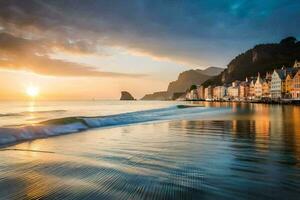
[120,91,135,100]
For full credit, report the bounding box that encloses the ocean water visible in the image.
[0,101,300,199]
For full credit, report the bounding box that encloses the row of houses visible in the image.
[186,60,300,101]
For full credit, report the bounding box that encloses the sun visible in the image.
[26,86,40,98]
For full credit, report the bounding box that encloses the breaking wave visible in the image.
[0,105,221,146]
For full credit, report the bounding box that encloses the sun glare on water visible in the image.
[26,86,40,98]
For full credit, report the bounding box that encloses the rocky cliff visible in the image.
[203,37,300,86]
[141,66,223,100]
[141,91,168,100]
[120,91,135,100]
[167,67,223,95]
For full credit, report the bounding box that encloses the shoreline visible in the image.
[182,99,300,105]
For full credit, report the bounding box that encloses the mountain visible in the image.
[201,67,225,76]
[167,70,210,95]
[141,66,223,100]
[203,37,300,86]
[166,67,223,96]
[141,91,168,100]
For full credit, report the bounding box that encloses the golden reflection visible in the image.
[27,101,36,112]
[27,101,37,125]
[291,107,300,162]
[232,120,237,132]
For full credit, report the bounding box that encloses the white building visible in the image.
[227,82,239,99]
[270,69,285,99]
[186,89,198,100]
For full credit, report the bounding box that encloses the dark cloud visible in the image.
[0,0,300,68]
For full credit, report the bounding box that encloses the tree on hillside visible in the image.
[190,85,197,91]
[280,36,297,45]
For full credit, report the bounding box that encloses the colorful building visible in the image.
[262,80,271,98]
[213,86,226,100]
[227,81,239,99]
[204,86,213,100]
[292,69,300,99]
[249,79,256,99]
[254,73,263,98]
[239,78,250,100]
[196,85,205,99]
[186,89,198,100]
[285,74,294,98]
[270,69,285,99]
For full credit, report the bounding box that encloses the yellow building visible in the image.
[249,80,256,99]
[254,73,263,98]
[262,80,271,98]
[285,74,293,93]
[292,69,300,99]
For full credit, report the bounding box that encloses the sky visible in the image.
[0,0,300,100]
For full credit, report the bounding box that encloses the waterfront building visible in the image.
[265,72,272,81]
[285,74,294,98]
[292,69,300,99]
[249,79,256,99]
[293,60,300,68]
[186,89,198,100]
[213,87,218,100]
[227,81,239,99]
[196,85,205,99]
[204,86,213,100]
[213,86,226,100]
[239,79,249,100]
[262,79,271,98]
[254,73,263,98]
[270,69,286,99]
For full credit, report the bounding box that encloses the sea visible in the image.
[0,100,299,199]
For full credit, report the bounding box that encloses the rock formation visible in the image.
[120,91,135,100]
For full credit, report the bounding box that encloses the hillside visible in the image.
[167,70,210,95]
[203,37,300,86]
[141,91,168,100]
[167,67,223,95]
[201,67,225,76]
[141,67,223,100]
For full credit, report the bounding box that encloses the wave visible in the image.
[0,105,221,146]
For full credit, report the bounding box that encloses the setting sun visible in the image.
[26,86,40,98]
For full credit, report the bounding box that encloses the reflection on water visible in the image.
[0,103,300,199]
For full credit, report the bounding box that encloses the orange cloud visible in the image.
[0,33,144,77]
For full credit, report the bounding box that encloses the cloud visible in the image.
[0,33,144,77]
[0,0,299,68]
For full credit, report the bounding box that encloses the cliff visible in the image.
[141,67,223,100]
[203,37,300,86]
[120,91,135,100]
[141,91,168,100]
[167,67,223,96]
